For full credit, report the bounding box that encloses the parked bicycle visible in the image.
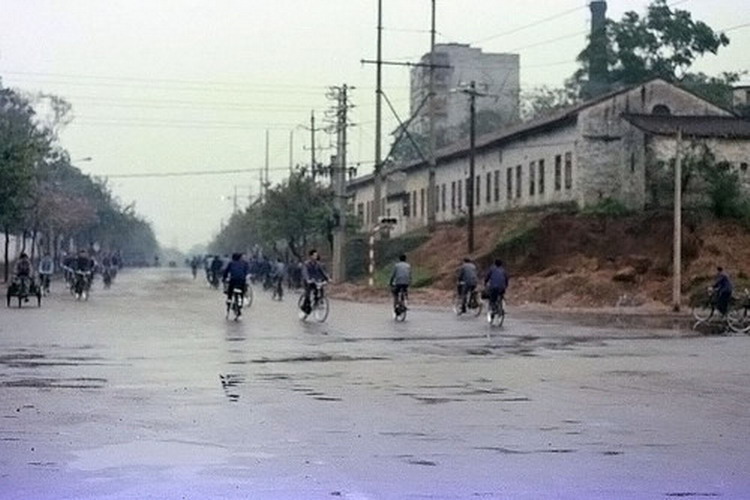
[298,281,329,322]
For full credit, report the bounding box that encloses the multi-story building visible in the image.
[409,43,520,139]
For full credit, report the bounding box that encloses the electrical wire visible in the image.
[470,5,587,45]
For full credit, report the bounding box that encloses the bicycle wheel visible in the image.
[692,302,714,323]
[313,296,329,323]
[727,308,750,334]
[394,301,407,322]
[232,295,243,321]
[469,293,483,317]
[452,294,463,316]
[297,293,310,320]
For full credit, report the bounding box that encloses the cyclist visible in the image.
[301,249,329,314]
[38,252,54,293]
[456,257,478,314]
[713,266,733,317]
[14,253,33,299]
[389,254,411,314]
[73,249,94,293]
[272,258,286,297]
[209,255,224,287]
[222,253,250,314]
[484,259,509,314]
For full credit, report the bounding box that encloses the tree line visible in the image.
[0,82,158,281]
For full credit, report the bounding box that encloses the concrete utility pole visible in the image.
[289,129,294,176]
[264,129,270,200]
[310,111,317,181]
[331,84,350,283]
[426,0,438,231]
[460,81,489,254]
[372,0,384,225]
[673,128,683,312]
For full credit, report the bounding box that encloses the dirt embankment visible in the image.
[343,210,750,310]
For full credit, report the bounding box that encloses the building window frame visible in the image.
[564,152,573,190]
[538,159,545,195]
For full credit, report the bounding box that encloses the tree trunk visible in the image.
[21,229,27,254]
[30,228,38,262]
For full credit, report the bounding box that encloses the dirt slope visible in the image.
[400,210,750,308]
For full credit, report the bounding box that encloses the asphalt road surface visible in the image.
[1,269,749,499]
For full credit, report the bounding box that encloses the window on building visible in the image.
[630,153,636,173]
[494,170,500,202]
[458,179,463,209]
[465,177,471,207]
[420,188,425,217]
[538,159,545,195]
[515,165,522,199]
[529,161,536,196]
[403,196,411,217]
[554,155,562,191]
[451,181,456,211]
[476,175,481,207]
[652,104,672,115]
[741,162,749,173]
[412,191,417,217]
[357,203,364,225]
[564,152,573,189]
[486,173,492,204]
[441,184,447,212]
[506,168,513,201]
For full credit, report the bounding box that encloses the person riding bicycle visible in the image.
[39,252,54,292]
[713,266,733,316]
[484,259,509,314]
[456,257,479,314]
[301,249,329,314]
[272,258,286,294]
[14,253,33,299]
[222,253,250,311]
[389,254,411,312]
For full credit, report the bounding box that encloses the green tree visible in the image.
[575,0,730,99]
[0,86,51,281]
[520,85,580,121]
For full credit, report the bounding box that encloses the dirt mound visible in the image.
[388,210,750,308]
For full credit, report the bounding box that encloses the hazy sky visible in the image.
[1,0,748,251]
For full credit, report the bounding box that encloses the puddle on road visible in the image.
[0,377,106,389]
[250,354,388,364]
[69,440,230,471]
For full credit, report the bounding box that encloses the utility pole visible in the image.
[289,129,294,176]
[372,0,384,225]
[264,129,270,200]
[673,128,683,312]
[427,0,437,231]
[310,111,317,181]
[459,81,490,254]
[330,84,351,283]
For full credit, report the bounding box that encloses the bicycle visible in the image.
[226,285,245,321]
[485,291,506,328]
[39,273,51,296]
[392,286,408,322]
[692,287,750,334]
[298,281,329,322]
[453,283,482,317]
[72,271,92,301]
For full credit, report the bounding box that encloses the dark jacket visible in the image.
[714,271,733,296]
[485,265,509,291]
[223,260,250,283]
[302,259,328,283]
[457,262,478,287]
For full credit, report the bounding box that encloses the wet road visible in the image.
[1,269,749,499]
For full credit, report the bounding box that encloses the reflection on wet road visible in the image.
[1,269,749,499]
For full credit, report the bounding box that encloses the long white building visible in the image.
[349,79,750,237]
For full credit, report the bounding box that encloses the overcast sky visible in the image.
[1,0,748,252]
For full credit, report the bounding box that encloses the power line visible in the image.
[105,166,293,179]
[71,119,300,131]
[470,5,587,45]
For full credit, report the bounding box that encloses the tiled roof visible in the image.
[623,114,750,139]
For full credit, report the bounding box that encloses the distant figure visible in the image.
[456,257,478,314]
[389,254,412,310]
[714,266,733,316]
[484,259,509,312]
[154,255,160,267]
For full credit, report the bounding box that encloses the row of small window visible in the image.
[432,152,575,214]
[354,152,575,224]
